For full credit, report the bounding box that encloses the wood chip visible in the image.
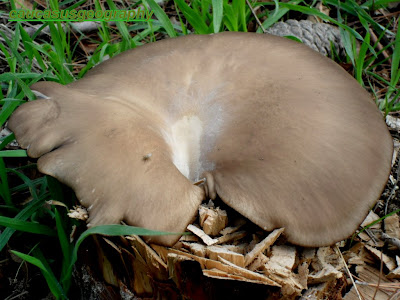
[344,243,367,266]
[300,279,342,300]
[102,237,122,253]
[95,239,119,287]
[307,247,343,285]
[215,230,247,245]
[150,243,169,263]
[199,206,228,236]
[384,214,400,239]
[125,236,168,281]
[386,115,400,131]
[203,268,268,284]
[168,248,280,287]
[247,253,269,272]
[263,245,304,297]
[344,265,395,300]
[361,210,381,228]
[244,228,285,267]
[381,232,400,250]
[179,234,200,242]
[316,247,343,270]
[220,244,246,255]
[347,254,367,265]
[112,184,400,298]
[207,246,245,267]
[67,205,89,220]
[182,242,207,257]
[299,248,316,266]
[220,218,247,235]
[358,211,384,246]
[308,264,342,285]
[172,241,184,250]
[218,256,281,286]
[264,245,296,278]
[384,214,400,251]
[387,264,400,279]
[296,262,309,290]
[364,245,396,271]
[203,268,248,281]
[187,224,218,246]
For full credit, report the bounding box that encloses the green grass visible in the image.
[0,0,399,298]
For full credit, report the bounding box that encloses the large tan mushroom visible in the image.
[8,32,393,247]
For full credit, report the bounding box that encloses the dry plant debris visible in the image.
[67,205,89,221]
[85,199,400,299]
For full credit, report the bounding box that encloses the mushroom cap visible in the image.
[8,32,393,247]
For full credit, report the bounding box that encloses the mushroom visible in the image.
[8,32,393,247]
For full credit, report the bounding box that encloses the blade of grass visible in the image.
[390,20,400,92]
[49,0,60,10]
[352,209,400,244]
[0,216,56,236]
[8,168,39,199]
[47,22,74,84]
[0,150,28,157]
[30,23,49,41]
[212,0,223,33]
[132,25,162,43]
[364,0,400,9]
[10,25,26,72]
[355,29,370,85]
[19,24,47,71]
[94,0,112,43]
[256,0,308,31]
[0,193,49,251]
[326,0,392,35]
[0,40,12,73]
[174,0,210,34]
[337,5,355,65]
[233,0,247,32]
[106,0,136,49]
[382,19,400,113]
[364,33,394,69]
[10,177,45,194]
[0,73,45,81]
[143,0,177,37]
[60,0,90,11]
[54,208,73,291]
[174,2,189,35]
[0,100,21,128]
[199,0,211,21]
[0,133,16,151]
[12,248,68,299]
[0,158,12,207]
[223,3,238,32]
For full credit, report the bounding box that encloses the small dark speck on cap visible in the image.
[142,153,152,161]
